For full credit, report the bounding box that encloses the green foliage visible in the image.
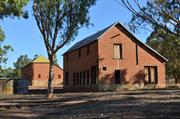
[0,31,13,65]
[0,0,29,74]
[13,55,32,77]
[0,27,5,41]
[33,0,96,55]
[33,0,96,97]
[147,27,180,83]
[127,0,179,37]
[0,0,29,19]
[33,54,39,59]
[0,67,16,77]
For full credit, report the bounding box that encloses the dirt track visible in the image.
[0,89,180,119]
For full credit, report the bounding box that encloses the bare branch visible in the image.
[116,0,179,37]
[153,0,178,25]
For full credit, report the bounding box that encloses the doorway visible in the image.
[115,70,121,84]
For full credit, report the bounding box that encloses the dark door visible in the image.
[115,70,121,84]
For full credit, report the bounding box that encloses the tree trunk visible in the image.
[173,72,178,84]
[48,56,54,98]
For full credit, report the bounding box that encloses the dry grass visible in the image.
[0,89,180,119]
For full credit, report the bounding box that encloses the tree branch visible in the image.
[116,0,179,37]
[33,0,52,55]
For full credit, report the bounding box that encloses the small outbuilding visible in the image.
[21,56,63,87]
[0,78,13,96]
[0,78,28,96]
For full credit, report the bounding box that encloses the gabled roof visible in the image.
[32,56,49,63]
[63,22,168,61]
[22,56,63,70]
[63,24,113,54]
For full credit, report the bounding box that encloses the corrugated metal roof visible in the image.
[63,22,168,61]
[63,24,114,54]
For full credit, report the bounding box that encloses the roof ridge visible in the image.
[32,55,49,63]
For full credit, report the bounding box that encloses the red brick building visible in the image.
[63,22,167,91]
[22,56,63,87]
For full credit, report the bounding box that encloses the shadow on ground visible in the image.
[0,89,180,119]
[28,87,64,94]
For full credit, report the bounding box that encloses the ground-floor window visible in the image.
[91,66,97,84]
[86,70,89,85]
[144,66,158,84]
[77,73,79,85]
[80,72,82,85]
[58,74,61,79]
[72,68,95,86]
[65,72,69,85]
[38,74,41,79]
[73,73,76,86]
[115,70,121,84]
[83,71,86,85]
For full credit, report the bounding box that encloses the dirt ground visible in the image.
[0,89,180,119]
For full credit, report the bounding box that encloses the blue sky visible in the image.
[1,0,149,68]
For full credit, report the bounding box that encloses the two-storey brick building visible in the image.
[63,22,167,91]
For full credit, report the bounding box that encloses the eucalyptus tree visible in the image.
[13,55,32,77]
[116,0,180,83]
[33,0,96,98]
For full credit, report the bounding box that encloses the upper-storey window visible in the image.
[113,44,122,59]
[87,46,90,55]
[78,49,81,58]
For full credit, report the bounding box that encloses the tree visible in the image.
[0,0,29,19]
[146,27,180,84]
[0,0,29,71]
[0,0,29,40]
[54,54,59,65]
[116,0,180,83]
[0,67,16,77]
[13,55,32,77]
[0,28,13,67]
[116,0,179,38]
[33,0,96,98]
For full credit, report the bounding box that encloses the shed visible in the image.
[0,78,14,96]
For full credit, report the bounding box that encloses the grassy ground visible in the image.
[0,89,180,119]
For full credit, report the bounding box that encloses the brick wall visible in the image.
[63,24,166,91]
[98,25,166,90]
[63,41,98,90]
[22,63,63,87]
